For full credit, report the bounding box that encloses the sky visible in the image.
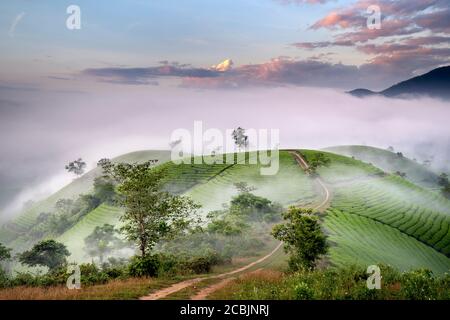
[0,0,449,218]
[1,0,449,92]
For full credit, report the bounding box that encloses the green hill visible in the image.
[2,148,450,274]
[300,149,450,274]
[323,145,440,190]
[55,151,316,262]
[0,151,172,249]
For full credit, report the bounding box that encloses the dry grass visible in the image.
[239,269,284,282]
[0,277,173,300]
[206,269,284,300]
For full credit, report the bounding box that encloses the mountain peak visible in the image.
[349,65,450,100]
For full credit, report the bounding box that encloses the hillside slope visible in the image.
[3,148,450,274]
[0,151,172,249]
[324,145,440,190]
[300,150,450,274]
[57,151,316,262]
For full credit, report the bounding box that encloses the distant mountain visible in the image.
[349,66,450,100]
[347,88,378,98]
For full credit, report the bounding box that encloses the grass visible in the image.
[328,176,450,257]
[325,210,450,274]
[207,266,450,300]
[324,145,440,190]
[297,149,450,274]
[0,277,177,300]
[185,151,316,215]
[300,149,382,184]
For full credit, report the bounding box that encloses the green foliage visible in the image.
[227,182,282,222]
[294,282,314,300]
[306,153,331,173]
[443,185,450,199]
[27,192,105,241]
[93,176,117,204]
[439,173,450,199]
[0,262,127,289]
[0,243,11,262]
[206,216,248,236]
[233,182,256,193]
[127,252,223,278]
[401,269,437,300]
[0,268,8,287]
[272,207,327,270]
[18,240,70,271]
[100,160,201,257]
[438,173,449,187]
[84,224,123,263]
[223,265,450,300]
[79,263,110,285]
[230,193,282,222]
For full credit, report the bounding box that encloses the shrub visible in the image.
[128,255,160,277]
[294,282,314,300]
[182,253,222,274]
[401,269,437,300]
[77,263,108,285]
[0,269,9,288]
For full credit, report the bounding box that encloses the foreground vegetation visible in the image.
[1,148,450,300]
[209,266,450,300]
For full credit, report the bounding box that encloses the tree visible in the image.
[93,176,116,204]
[0,243,11,262]
[443,185,450,199]
[272,207,327,270]
[65,158,87,176]
[308,153,331,174]
[19,240,70,271]
[438,173,449,187]
[387,146,394,152]
[233,181,256,193]
[55,199,74,214]
[84,224,122,263]
[395,171,407,178]
[0,243,12,275]
[100,160,201,257]
[232,127,249,151]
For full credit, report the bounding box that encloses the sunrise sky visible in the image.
[1,0,449,92]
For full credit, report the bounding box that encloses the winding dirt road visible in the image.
[139,150,331,300]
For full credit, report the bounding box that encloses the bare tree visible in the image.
[65,158,87,177]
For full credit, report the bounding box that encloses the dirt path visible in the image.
[140,242,282,300]
[140,150,331,300]
[190,278,235,300]
[289,150,331,210]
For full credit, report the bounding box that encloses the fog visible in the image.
[1,86,449,220]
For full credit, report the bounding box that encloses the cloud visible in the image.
[210,59,234,72]
[80,54,450,91]
[82,63,221,85]
[8,12,26,38]
[310,0,449,40]
[275,0,333,4]
[290,0,450,84]
[2,86,450,218]
[292,40,353,49]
